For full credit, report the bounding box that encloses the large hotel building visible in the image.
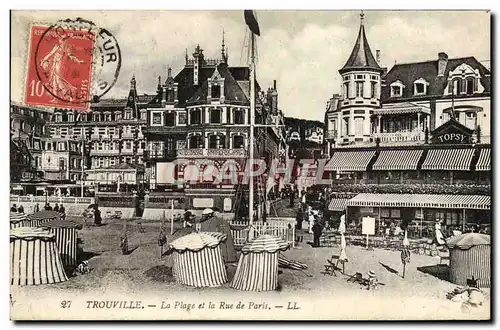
[323,14,491,237]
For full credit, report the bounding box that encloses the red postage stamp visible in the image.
[25,25,95,110]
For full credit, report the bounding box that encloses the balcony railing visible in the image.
[177,148,246,158]
[374,130,425,143]
[90,149,120,156]
[122,132,134,139]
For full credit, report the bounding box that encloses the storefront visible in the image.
[345,193,490,238]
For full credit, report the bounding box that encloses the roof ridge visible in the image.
[389,56,477,68]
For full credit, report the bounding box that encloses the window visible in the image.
[343,82,350,99]
[126,141,132,149]
[189,135,202,149]
[355,74,365,80]
[453,79,462,95]
[165,113,175,127]
[167,88,175,102]
[354,117,364,135]
[355,81,363,97]
[124,111,132,120]
[165,137,175,153]
[343,118,349,136]
[465,112,476,130]
[211,85,221,99]
[391,86,402,97]
[190,109,201,125]
[343,75,350,81]
[140,111,147,120]
[234,109,245,124]
[115,112,122,120]
[415,83,425,95]
[209,135,223,149]
[466,78,474,95]
[371,82,377,98]
[370,75,378,81]
[210,109,221,124]
[178,113,187,125]
[233,135,245,149]
[98,143,103,150]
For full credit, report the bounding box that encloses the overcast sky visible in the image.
[11,10,490,120]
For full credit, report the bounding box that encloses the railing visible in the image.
[178,148,246,158]
[10,195,95,204]
[122,132,134,138]
[90,149,120,156]
[229,219,295,248]
[374,131,425,143]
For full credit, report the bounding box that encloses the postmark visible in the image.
[24,18,121,110]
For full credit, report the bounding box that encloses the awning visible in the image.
[373,103,431,116]
[372,149,423,171]
[325,151,376,172]
[328,199,349,211]
[421,148,475,171]
[346,193,490,210]
[475,148,490,171]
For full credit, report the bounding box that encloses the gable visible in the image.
[431,119,474,144]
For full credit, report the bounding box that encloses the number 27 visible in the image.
[61,300,72,308]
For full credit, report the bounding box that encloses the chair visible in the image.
[323,257,337,276]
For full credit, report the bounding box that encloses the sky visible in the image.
[11,10,490,121]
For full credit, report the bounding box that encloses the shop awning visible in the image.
[421,148,475,171]
[475,148,490,171]
[328,198,349,211]
[325,151,376,172]
[372,149,423,171]
[346,193,490,210]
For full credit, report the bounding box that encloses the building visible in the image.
[47,76,150,188]
[323,12,491,237]
[143,43,286,213]
[10,102,51,182]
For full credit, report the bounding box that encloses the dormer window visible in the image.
[446,63,483,96]
[390,80,405,97]
[211,85,221,99]
[413,78,429,96]
[165,112,175,127]
[167,88,174,102]
[124,110,132,120]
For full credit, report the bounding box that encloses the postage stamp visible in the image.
[24,18,121,110]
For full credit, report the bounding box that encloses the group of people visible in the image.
[10,202,66,215]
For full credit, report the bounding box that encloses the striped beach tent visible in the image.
[170,232,228,287]
[10,212,27,229]
[39,219,82,268]
[231,235,290,292]
[447,233,491,288]
[26,211,63,227]
[10,227,68,286]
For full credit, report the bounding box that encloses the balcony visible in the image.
[177,148,246,158]
[121,149,135,155]
[122,132,134,139]
[90,149,120,156]
[374,130,425,144]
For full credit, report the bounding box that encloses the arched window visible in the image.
[453,78,462,95]
[190,109,201,125]
[466,77,475,95]
[209,135,224,149]
[189,135,202,149]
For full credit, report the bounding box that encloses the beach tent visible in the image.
[26,211,63,227]
[10,212,27,229]
[39,219,82,268]
[10,227,68,285]
[231,235,290,291]
[447,233,490,288]
[170,232,228,287]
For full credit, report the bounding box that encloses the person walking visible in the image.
[34,203,40,213]
[312,219,324,247]
[59,204,66,220]
[93,205,102,226]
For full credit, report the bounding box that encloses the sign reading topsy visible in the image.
[25,18,121,110]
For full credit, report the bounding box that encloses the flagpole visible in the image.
[249,31,255,239]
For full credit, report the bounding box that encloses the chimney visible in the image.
[330,94,341,111]
[438,52,448,77]
[376,50,381,64]
[273,80,277,90]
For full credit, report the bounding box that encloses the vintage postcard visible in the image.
[9,9,491,320]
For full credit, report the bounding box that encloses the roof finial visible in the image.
[360,10,365,25]
[185,48,188,64]
[221,28,226,57]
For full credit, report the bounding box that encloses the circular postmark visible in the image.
[34,17,121,106]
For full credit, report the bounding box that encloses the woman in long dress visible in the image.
[198,209,237,263]
[338,215,348,263]
[434,219,446,245]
